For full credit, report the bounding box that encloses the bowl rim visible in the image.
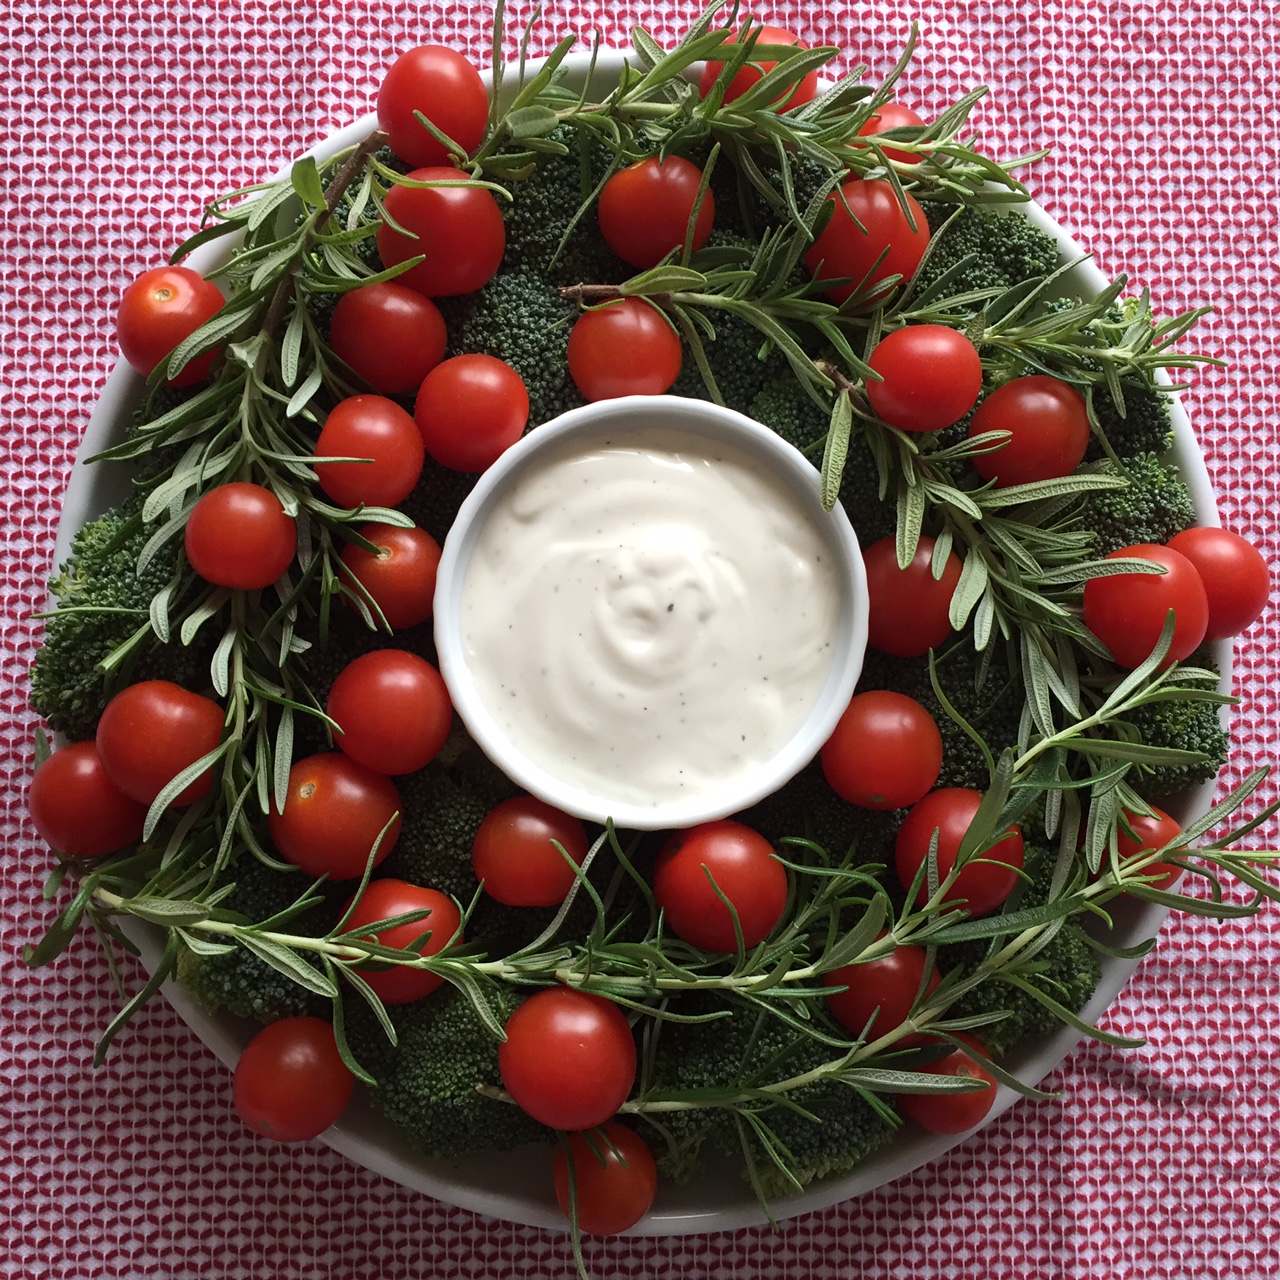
[432,392,868,831]
[55,45,1230,1236]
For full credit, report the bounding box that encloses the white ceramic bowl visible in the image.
[433,394,868,830]
[56,48,1230,1235]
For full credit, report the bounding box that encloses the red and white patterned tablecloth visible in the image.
[2,3,1277,1278]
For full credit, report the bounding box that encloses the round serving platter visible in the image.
[52,48,1230,1234]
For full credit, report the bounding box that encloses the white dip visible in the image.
[459,425,843,810]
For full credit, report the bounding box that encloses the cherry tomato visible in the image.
[567,299,683,402]
[895,787,1024,917]
[1082,543,1209,670]
[472,796,590,907]
[376,167,505,298]
[117,265,223,386]
[328,282,447,396]
[342,878,461,1004]
[866,325,983,434]
[804,179,930,305]
[375,45,489,168]
[414,354,529,472]
[895,1032,998,1134]
[552,1122,658,1235]
[652,820,787,952]
[820,690,942,810]
[28,741,147,858]
[1115,804,1185,891]
[233,1016,354,1142]
[327,649,452,776]
[313,395,425,510]
[499,988,637,1130]
[863,535,963,658]
[968,376,1091,487]
[338,522,441,630]
[268,752,402,880]
[96,680,224,807]
[856,102,929,165]
[698,25,819,108]
[1166,526,1272,641]
[184,482,297,590]
[596,156,715,270]
[824,939,942,1045]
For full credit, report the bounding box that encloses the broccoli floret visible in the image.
[917,205,1060,299]
[739,762,899,870]
[669,306,787,414]
[1125,657,1229,797]
[1085,380,1176,461]
[646,999,894,1191]
[30,497,209,740]
[937,848,1101,1056]
[435,268,582,429]
[497,130,629,288]
[345,981,550,1158]
[858,637,1025,792]
[399,452,480,544]
[176,855,326,1023]
[746,377,898,547]
[1074,452,1196,555]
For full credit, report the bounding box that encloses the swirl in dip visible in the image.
[458,422,844,813]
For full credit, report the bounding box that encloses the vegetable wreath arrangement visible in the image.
[23,0,1278,1255]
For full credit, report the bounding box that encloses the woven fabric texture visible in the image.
[2,2,1277,1278]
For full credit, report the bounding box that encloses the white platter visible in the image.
[55,49,1229,1235]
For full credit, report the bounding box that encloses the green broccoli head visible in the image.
[669,305,788,415]
[1085,379,1175,462]
[917,204,1060,300]
[1125,655,1229,797]
[345,981,550,1158]
[1074,452,1197,555]
[177,855,327,1023]
[30,497,210,740]
[435,268,584,428]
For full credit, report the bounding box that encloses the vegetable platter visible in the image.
[5,3,1279,1277]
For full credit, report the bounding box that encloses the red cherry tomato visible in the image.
[567,299,684,402]
[652,819,787,953]
[375,45,489,167]
[96,680,224,807]
[117,265,223,386]
[472,796,591,907]
[824,939,942,1045]
[313,395,425,510]
[866,325,983,434]
[376,167,506,298]
[327,649,452,776]
[552,1122,658,1235]
[698,25,819,108]
[1082,543,1209,670]
[328,282,447,396]
[268,752,402,880]
[596,156,716,270]
[804,179,930,305]
[863,535,963,658]
[342,878,461,1004]
[338,522,442,630]
[820,690,943,810]
[968,376,1091,487]
[895,1032,998,1134]
[856,102,929,165]
[499,989,637,1130]
[233,1017,354,1142]
[1166,526,1272,641]
[1115,804,1185,891]
[895,787,1024,917]
[414,354,529,472]
[28,741,147,858]
[184,482,297,590]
